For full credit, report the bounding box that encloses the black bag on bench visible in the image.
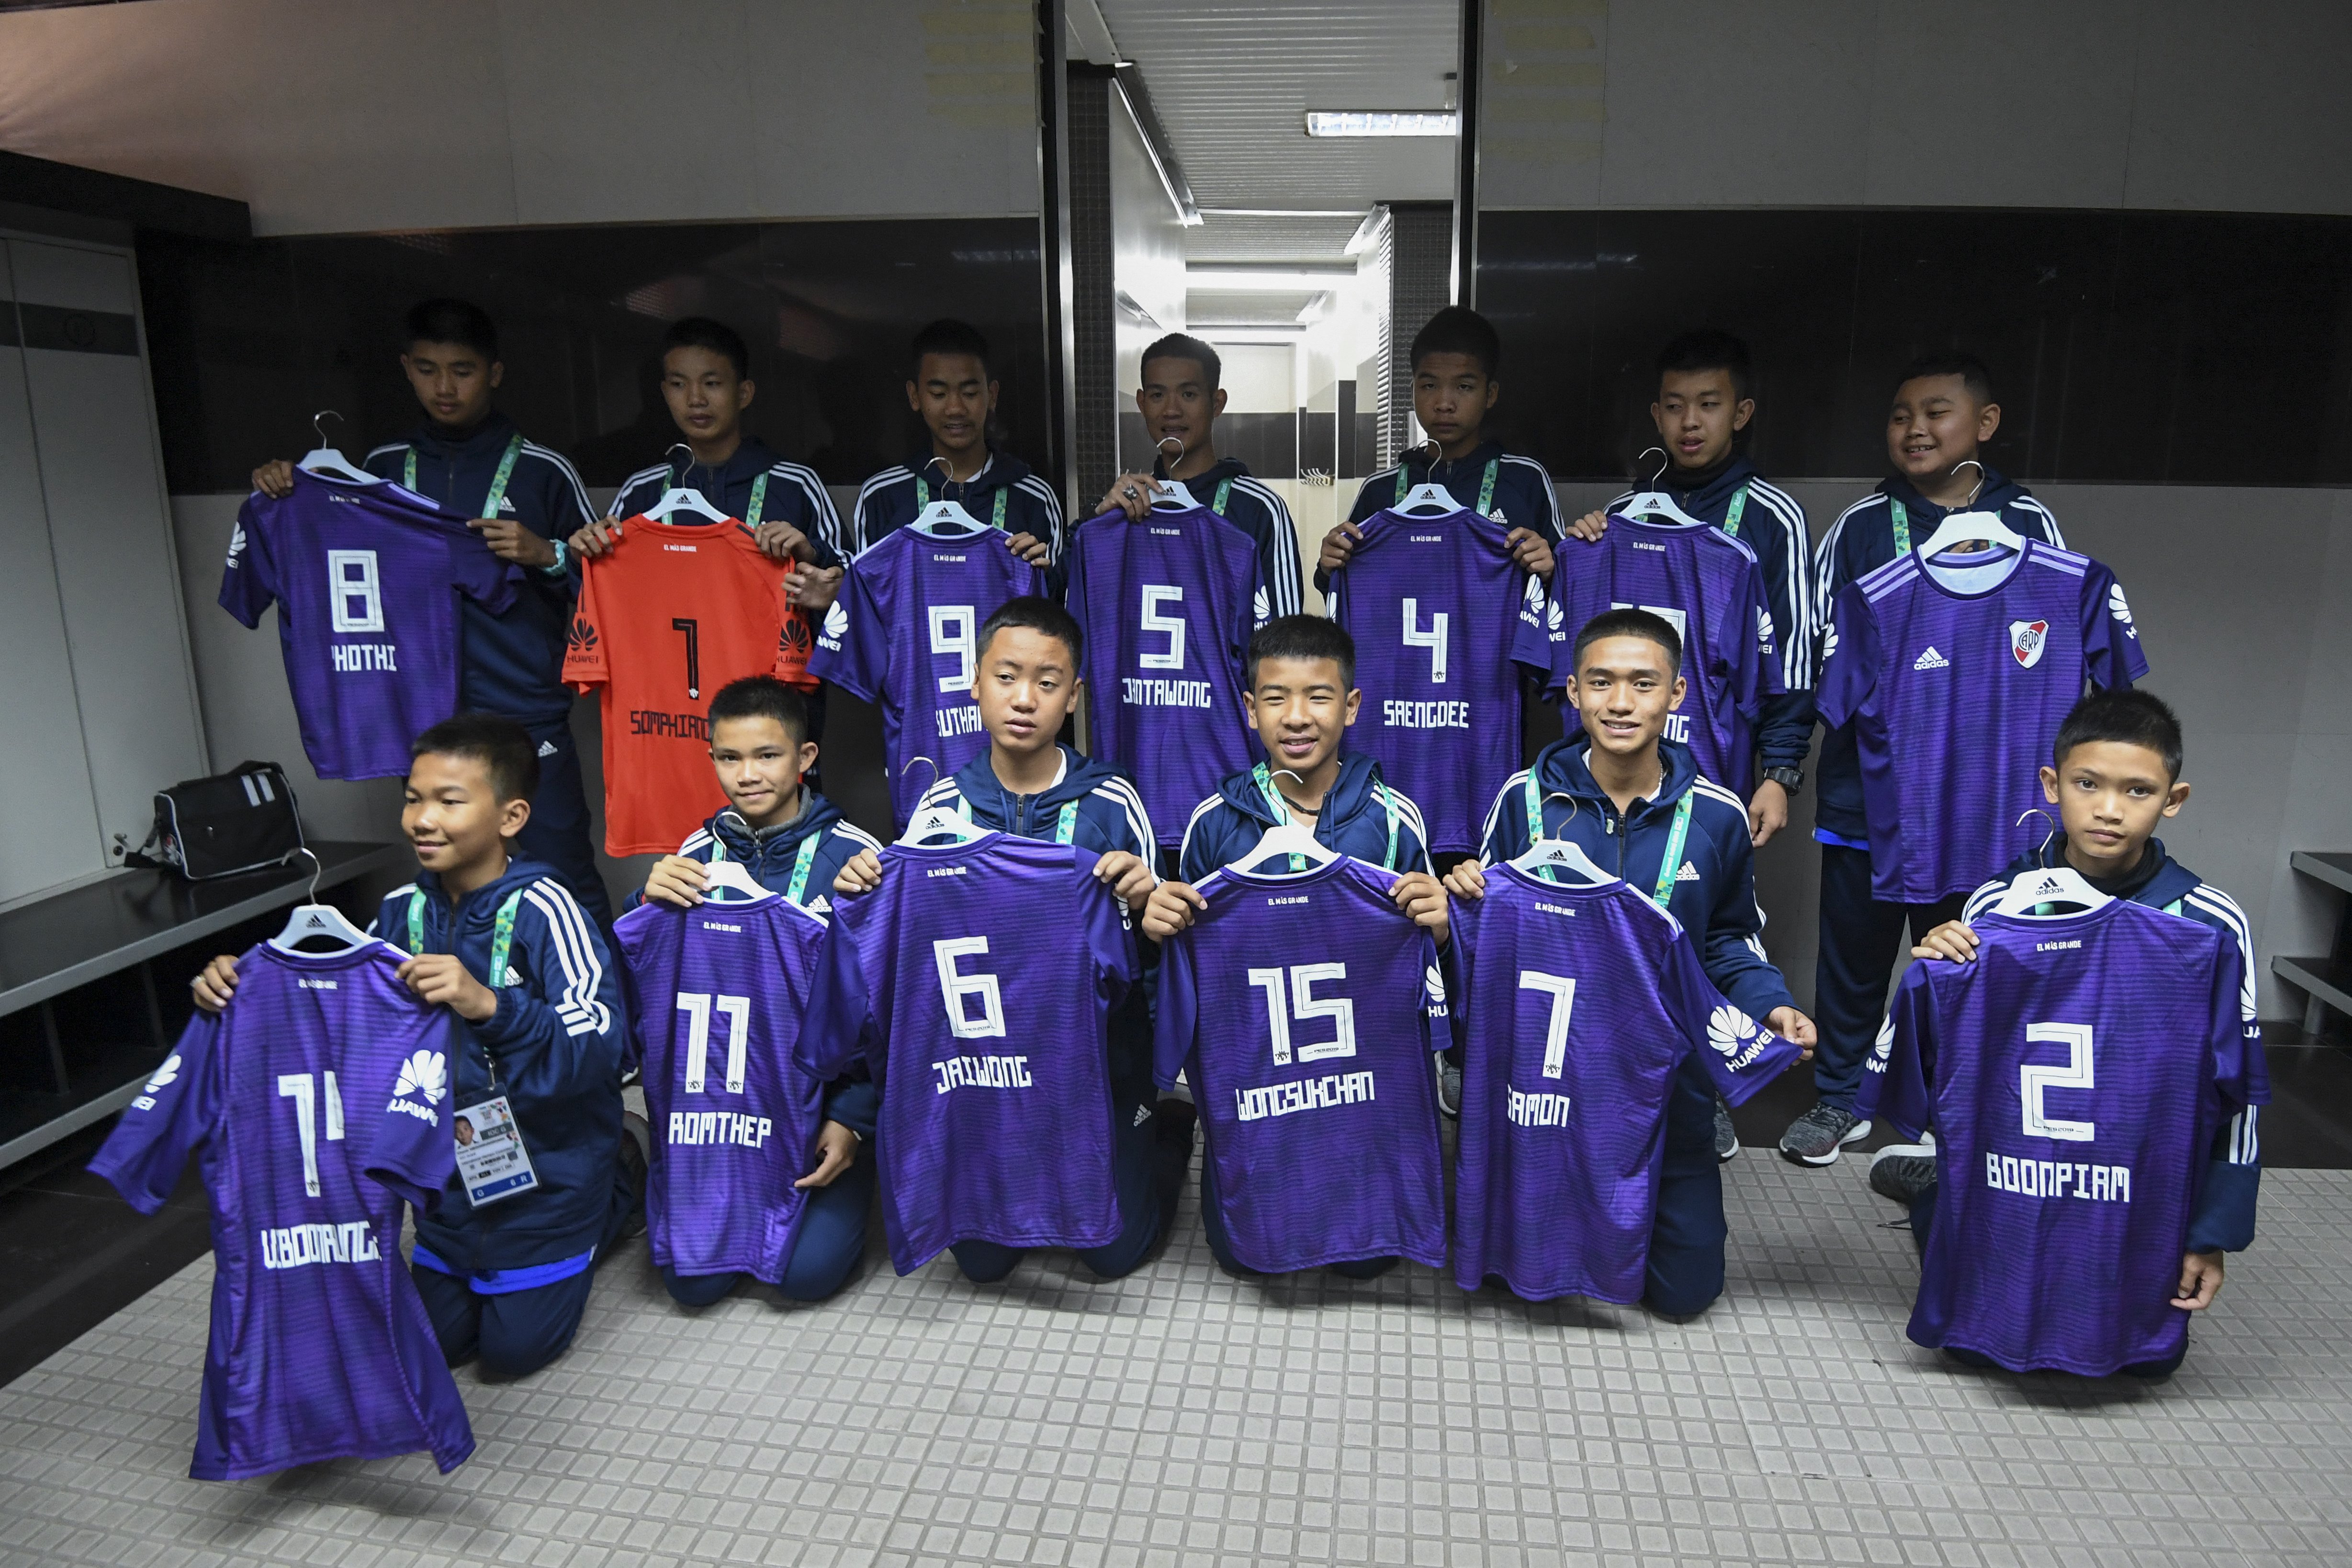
[122,761,307,880]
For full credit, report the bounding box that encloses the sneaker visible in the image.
[1868,1147,1937,1205]
[1713,1095,1739,1162]
[1778,1103,1871,1166]
[1436,1055,1463,1119]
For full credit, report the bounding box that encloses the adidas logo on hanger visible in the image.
[1912,646,1950,670]
[537,741,558,757]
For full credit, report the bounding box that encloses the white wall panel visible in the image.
[0,243,105,904]
[13,239,208,863]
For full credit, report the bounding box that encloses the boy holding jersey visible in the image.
[1446,609,1814,1317]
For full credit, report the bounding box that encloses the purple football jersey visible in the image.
[1815,541,2148,903]
[1451,866,1798,1302]
[89,941,473,1480]
[1326,507,1554,854]
[1064,507,1262,845]
[799,834,1137,1272]
[1153,856,1448,1272]
[220,467,517,780]
[810,525,1044,824]
[1861,897,2264,1374]
[1545,515,1783,799]
[615,891,832,1280]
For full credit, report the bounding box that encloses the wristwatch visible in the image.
[540,538,570,577]
[1763,767,1804,796]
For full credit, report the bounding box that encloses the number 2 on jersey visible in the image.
[2021,1022,2095,1142]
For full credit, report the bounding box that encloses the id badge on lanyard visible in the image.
[408,888,541,1205]
[452,1094,539,1207]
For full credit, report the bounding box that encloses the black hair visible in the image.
[1569,607,1682,677]
[1140,332,1222,393]
[911,317,993,378]
[977,595,1083,667]
[1897,351,1995,406]
[1410,306,1501,380]
[1656,328,1752,402]
[2053,688,2183,783]
[1247,614,1356,689]
[411,712,538,802]
[404,298,498,359]
[664,316,751,381]
[707,675,809,743]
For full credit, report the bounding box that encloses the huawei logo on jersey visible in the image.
[568,616,598,654]
[144,1053,182,1095]
[1707,1004,1761,1060]
[225,523,247,566]
[778,615,812,661]
[395,1049,448,1105]
[822,598,850,641]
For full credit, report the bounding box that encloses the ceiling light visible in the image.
[1304,111,1457,138]
[1186,266,1355,292]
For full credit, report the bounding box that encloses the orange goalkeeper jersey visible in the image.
[563,515,819,855]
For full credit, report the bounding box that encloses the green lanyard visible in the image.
[1889,497,1913,557]
[707,833,822,905]
[407,433,523,519]
[1210,479,1232,516]
[916,476,1009,530]
[1519,777,1692,906]
[406,888,526,983]
[1053,801,1079,845]
[1720,485,1750,539]
[747,472,768,529]
[1251,762,1397,872]
[1395,458,1499,518]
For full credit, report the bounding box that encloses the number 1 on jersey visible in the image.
[277,1071,344,1198]
[671,616,701,699]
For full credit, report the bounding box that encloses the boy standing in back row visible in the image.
[1785,352,2067,1167]
[1094,333,1305,623]
[852,319,1064,568]
[1564,331,1818,848]
[1319,305,1563,588]
[251,299,607,925]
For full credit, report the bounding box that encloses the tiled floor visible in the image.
[2,1152,2347,1568]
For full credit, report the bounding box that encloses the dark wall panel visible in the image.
[1476,208,2352,485]
[138,219,1050,494]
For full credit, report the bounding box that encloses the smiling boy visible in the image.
[191,715,632,1377]
[1789,353,2071,1167]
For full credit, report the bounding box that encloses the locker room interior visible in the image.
[1,2,2349,1566]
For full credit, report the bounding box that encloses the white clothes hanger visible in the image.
[910,498,988,537]
[1233,819,1338,874]
[1615,447,1705,528]
[1510,835,1613,886]
[642,443,731,524]
[1147,436,1203,510]
[1914,462,2023,560]
[1396,481,1466,516]
[269,848,372,954]
[1989,864,2112,917]
[295,410,379,485]
[898,797,987,846]
[698,857,771,902]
